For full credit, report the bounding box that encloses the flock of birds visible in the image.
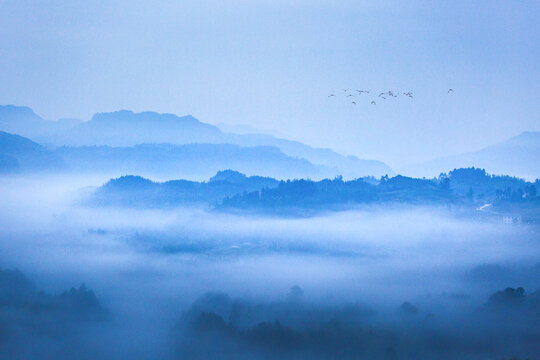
[328,88,454,105]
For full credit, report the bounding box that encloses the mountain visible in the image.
[0,105,81,140]
[0,131,66,173]
[209,170,278,189]
[91,168,539,219]
[92,170,279,207]
[222,168,539,218]
[50,110,223,146]
[0,105,53,139]
[0,105,393,178]
[224,132,392,179]
[55,143,325,180]
[402,132,540,180]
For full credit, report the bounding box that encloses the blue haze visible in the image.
[0,1,538,167]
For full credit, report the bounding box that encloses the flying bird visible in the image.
[328,94,336,97]
[403,92,413,98]
[448,88,454,93]
[351,101,356,105]
[347,94,354,97]
[371,101,376,105]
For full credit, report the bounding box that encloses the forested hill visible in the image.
[92,168,539,220]
[91,170,279,207]
[222,168,538,213]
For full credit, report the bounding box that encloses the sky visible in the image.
[0,0,539,167]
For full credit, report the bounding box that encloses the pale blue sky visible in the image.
[1,1,538,167]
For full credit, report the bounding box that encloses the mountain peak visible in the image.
[402,130,540,180]
[209,170,248,183]
[0,104,393,178]
[90,110,202,125]
[0,105,43,126]
[0,104,37,116]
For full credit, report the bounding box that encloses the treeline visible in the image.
[92,170,278,207]
[2,268,539,359]
[176,287,540,360]
[222,167,539,210]
[0,268,109,357]
[92,168,539,215]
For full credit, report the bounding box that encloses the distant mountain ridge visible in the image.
[0,131,66,173]
[402,132,540,180]
[56,110,223,146]
[92,170,279,207]
[0,105,81,140]
[91,168,540,221]
[0,130,338,179]
[0,105,393,178]
[0,129,326,179]
[55,142,325,180]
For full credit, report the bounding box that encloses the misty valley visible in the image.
[0,104,539,359]
[1,174,539,359]
[2,1,540,358]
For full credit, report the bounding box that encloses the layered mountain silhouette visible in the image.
[402,132,540,180]
[0,105,392,178]
[0,130,327,179]
[56,143,324,179]
[0,105,81,140]
[0,131,66,173]
[91,168,539,219]
[92,170,279,207]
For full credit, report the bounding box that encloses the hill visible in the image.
[0,105,81,141]
[92,170,279,207]
[55,143,325,180]
[0,105,393,178]
[0,131,66,173]
[90,168,540,221]
[402,132,540,180]
[51,110,223,146]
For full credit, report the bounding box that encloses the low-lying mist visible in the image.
[0,175,539,359]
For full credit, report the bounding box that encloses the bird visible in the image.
[448,88,454,93]
[343,88,349,92]
[371,101,376,105]
[380,96,387,100]
[347,94,354,97]
[356,90,369,94]
[351,101,356,105]
[328,94,336,97]
[378,92,385,97]
[403,92,413,98]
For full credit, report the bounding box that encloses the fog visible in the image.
[1,175,539,359]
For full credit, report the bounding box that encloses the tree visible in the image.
[466,187,474,200]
